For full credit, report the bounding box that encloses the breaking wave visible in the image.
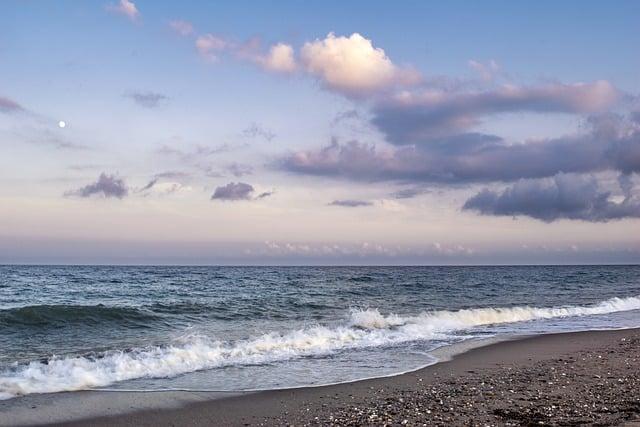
[1,295,639,399]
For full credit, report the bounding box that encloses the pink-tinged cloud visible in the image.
[169,20,194,36]
[279,113,640,184]
[257,43,296,73]
[300,33,421,97]
[195,34,228,61]
[106,0,139,21]
[0,96,24,113]
[468,59,500,82]
[373,80,621,143]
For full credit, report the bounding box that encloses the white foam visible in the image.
[1,295,639,399]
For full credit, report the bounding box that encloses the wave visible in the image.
[0,304,158,328]
[1,295,639,399]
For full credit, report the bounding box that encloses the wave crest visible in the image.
[1,295,639,399]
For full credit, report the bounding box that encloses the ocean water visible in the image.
[0,265,639,400]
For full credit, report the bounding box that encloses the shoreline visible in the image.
[1,327,639,426]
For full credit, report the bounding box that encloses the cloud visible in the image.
[138,171,191,193]
[125,91,168,108]
[300,33,420,97]
[256,43,296,73]
[226,163,253,177]
[372,80,621,143]
[33,135,88,150]
[0,96,24,113]
[328,199,373,207]
[242,123,276,141]
[233,38,297,74]
[462,173,640,222]
[211,182,255,201]
[256,190,275,199]
[106,0,139,21]
[390,187,430,199]
[66,173,128,199]
[154,171,191,180]
[332,109,362,125]
[211,182,274,201]
[169,20,194,36]
[157,143,235,161]
[139,178,158,192]
[195,34,228,61]
[279,113,640,184]
[468,59,500,82]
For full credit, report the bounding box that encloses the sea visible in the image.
[1,265,639,400]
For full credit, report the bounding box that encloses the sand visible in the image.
[2,328,639,426]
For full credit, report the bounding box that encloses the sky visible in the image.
[0,0,639,265]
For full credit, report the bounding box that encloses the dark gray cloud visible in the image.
[462,173,640,222]
[126,91,168,108]
[328,199,373,207]
[211,182,274,201]
[139,178,159,192]
[390,187,430,199]
[242,123,275,142]
[211,182,255,201]
[372,81,620,144]
[66,173,128,199]
[256,191,274,199]
[279,114,640,184]
[0,96,24,113]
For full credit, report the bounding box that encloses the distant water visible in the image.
[1,265,639,400]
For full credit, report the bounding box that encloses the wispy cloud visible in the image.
[169,20,194,36]
[467,59,501,82]
[195,34,228,61]
[242,123,276,142]
[0,96,24,114]
[226,163,253,177]
[106,0,139,21]
[125,91,168,108]
[328,199,373,207]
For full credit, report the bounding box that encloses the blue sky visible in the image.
[0,0,639,264]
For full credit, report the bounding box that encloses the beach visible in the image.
[2,327,638,426]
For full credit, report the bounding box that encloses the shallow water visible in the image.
[1,265,639,399]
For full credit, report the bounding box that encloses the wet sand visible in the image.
[3,328,639,426]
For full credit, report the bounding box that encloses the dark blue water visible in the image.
[1,265,639,399]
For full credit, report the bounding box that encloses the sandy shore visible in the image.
[2,328,639,426]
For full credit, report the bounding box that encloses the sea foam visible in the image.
[1,295,638,399]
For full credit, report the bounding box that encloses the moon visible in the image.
[58,120,66,128]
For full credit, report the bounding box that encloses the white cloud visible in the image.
[196,34,228,61]
[300,33,420,97]
[258,43,297,73]
[169,20,194,36]
[107,0,139,21]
